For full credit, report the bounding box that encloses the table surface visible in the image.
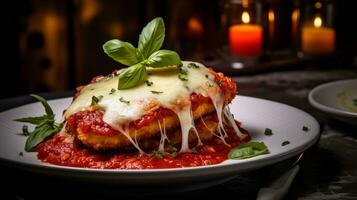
[1,68,357,199]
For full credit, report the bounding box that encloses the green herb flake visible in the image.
[119,97,130,104]
[216,79,222,86]
[170,152,178,158]
[178,74,188,81]
[205,74,209,78]
[151,90,163,94]
[109,88,116,95]
[187,63,199,68]
[145,80,153,86]
[228,141,269,160]
[264,128,273,136]
[22,125,30,136]
[191,147,198,153]
[206,81,214,87]
[167,142,175,152]
[91,95,103,106]
[302,126,310,132]
[282,141,290,146]
[353,99,357,106]
[151,150,165,158]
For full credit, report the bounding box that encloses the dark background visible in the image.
[1,0,356,99]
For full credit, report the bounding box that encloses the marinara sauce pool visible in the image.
[37,129,250,169]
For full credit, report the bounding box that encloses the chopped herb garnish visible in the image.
[228,141,269,159]
[302,126,310,132]
[145,80,153,86]
[151,150,165,158]
[187,62,199,68]
[282,141,290,146]
[170,152,178,158]
[90,88,95,91]
[19,152,23,156]
[91,95,103,106]
[191,147,198,153]
[216,79,222,86]
[206,81,214,87]
[167,142,175,152]
[264,128,273,136]
[205,74,209,78]
[151,90,163,94]
[353,99,357,106]
[119,97,130,104]
[109,88,116,95]
[178,74,188,81]
[22,125,30,136]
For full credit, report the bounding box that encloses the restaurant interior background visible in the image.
[1,0,356,99]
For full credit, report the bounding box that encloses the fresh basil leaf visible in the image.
[15,115,54,125]
[137,17,165,58]
[146,50,181,68]
[228,141,269,160]
[103,39,139,66]
[30,94,54,115]
[118,62,148,89]
[25,122,63,152]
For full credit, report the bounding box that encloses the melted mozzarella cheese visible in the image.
[64,61,245,152]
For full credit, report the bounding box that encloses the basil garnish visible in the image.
[146,50,181,68]
[118,62,148,90]
[103,17,182,90]
[102,39,139,66]
[228,141,269,160]
[15,94,63,152]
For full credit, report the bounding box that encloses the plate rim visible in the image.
[308,78,357,118]
[0,95,320,175]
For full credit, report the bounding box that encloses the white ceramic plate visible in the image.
[0,96,319,185]
[309,79,357,125]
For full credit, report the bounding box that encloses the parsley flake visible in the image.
[302,126,310,132]
[91,95,103,106]
[145,80,153,86]
[151,90,163,94]
[282,141,290,146]
[264,128,273,136]
[216,79,222,86]
[109,88,116,95]
[119,97,130,104]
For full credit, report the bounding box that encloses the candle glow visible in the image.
[229,11,263,57]
[301,15,335,55]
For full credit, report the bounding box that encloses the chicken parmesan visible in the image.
[17,17,253,169]
[36,62,251,169]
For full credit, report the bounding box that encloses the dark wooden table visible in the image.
[1,68,356,199]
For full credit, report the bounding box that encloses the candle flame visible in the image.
[314,2,322,9]
[242,11,250,24]
[292,9,300,22]
[268,9,275,22]
[314,16,322,28]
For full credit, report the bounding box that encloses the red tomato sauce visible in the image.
[37,129,250,169]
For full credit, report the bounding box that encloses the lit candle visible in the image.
[301,16,335,55]
[229,11,263,57]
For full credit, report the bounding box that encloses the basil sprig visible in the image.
[15,94,63,152]
[228,141,269,160]
[103,17,181,90]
